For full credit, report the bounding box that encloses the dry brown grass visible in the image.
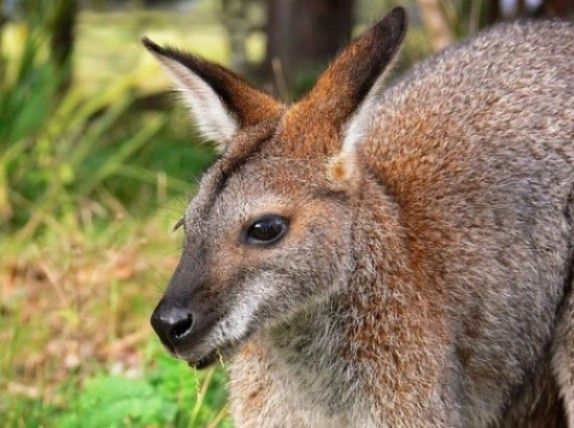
[0,209,182,404]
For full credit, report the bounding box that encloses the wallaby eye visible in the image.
[244,215,288,245]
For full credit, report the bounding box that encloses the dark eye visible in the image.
[244,215,288,245]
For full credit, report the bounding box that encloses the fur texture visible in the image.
[146,8,574,427]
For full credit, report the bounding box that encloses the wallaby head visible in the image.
[146,7,407,369]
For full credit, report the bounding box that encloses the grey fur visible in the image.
[150,17,574,427]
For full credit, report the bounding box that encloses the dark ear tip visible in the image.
[141,36,163,54]
[389,6,407,19]
[386,6,408,28]
[373,6,408,40]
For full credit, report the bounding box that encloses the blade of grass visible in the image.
[189,367,215,427]
[76,116,165,198]
[207,403,230,428]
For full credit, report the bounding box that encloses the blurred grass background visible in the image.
[1,0,571,426]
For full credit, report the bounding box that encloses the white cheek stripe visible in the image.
[201,279,269,351]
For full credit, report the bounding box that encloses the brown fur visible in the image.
[146,7,574,427]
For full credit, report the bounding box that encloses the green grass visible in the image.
[0,1,229,426]
[55,348,231,428]
[2,340,231,428]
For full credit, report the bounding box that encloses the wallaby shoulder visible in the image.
[361,19,574,210]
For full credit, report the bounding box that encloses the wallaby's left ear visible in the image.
[303,7,407,188]
[142,38,282,152]
[340,7,407,156]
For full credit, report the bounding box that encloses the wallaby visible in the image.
[145,7,574,427]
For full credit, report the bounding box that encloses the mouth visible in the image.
[187,349,219,369]
[178,326,257,370]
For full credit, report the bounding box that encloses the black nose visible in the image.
[150,304,194,348]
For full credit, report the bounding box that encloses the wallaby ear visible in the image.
[282,7,406,163]
[311,7,407,187]
[142,38,281,152]
[340,8,407,158]
[296,7,406,130]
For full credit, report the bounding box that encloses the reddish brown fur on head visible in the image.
[145,8,407,368]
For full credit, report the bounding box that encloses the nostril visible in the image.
[170,313,193,340]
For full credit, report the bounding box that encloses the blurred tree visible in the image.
[0,3,6,60]
[50,0,77,73]
[542,0,574,15]
[495,0,574,18]
[221,0,260,74]
[417,0,453,51]
[0,2,6,102]
[266,0,355,99]
[417,0,573,54]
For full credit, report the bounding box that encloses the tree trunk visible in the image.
[266,0,355,98]
[51,0,77,89]
[541,0,574,16]
[494,0,574,19]
[221,0,251,75]
[0,4,6,77]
